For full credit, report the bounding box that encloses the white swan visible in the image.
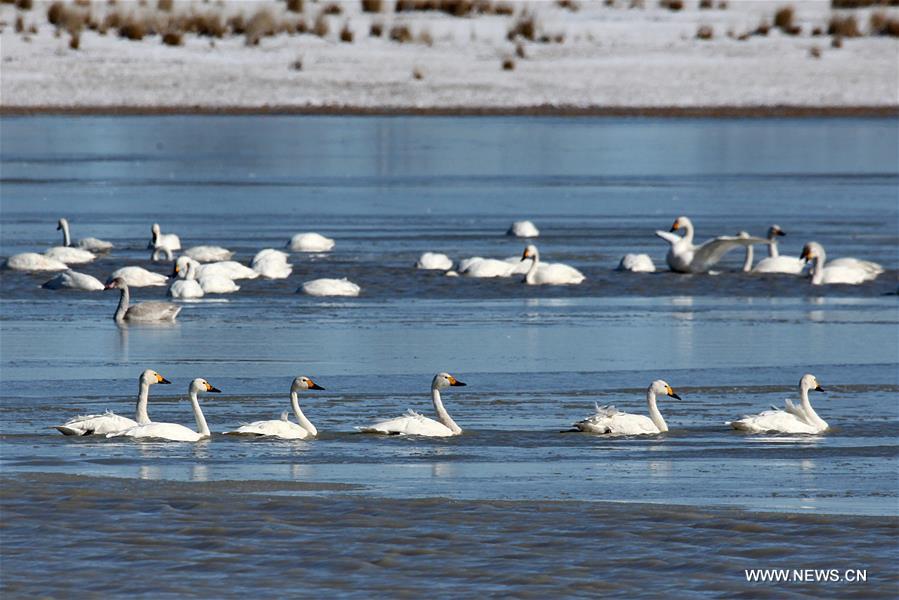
[44,246,95,265]
[460,257,517,278]
[108,266,168,287]
[521,245,585,285]
[172,257,240,294]
[574,380,681,435]
[57,218,114,252]
[300,278,361,297]
[42,270,104,291]
[359,372,467,437]
[507,220,540,238]
[751,225,806,274]
[617,254,656,273]
[416,252,453,271]
[224,376,325,439]
[288,232,335,252]
[193,260,258,281]
[168,259,205,299]
[252,249,293,279]
[105,277,182,323]
[738,231,754,272]
[184,245,234,262]
[148,223,181,253]
[55,370,171,435]
[655,216,767,273]
[729,374,828,434]
[801,241,883,285]
[108,378,221,442]
[3,252,68,272]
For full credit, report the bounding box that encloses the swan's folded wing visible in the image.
[693,236,767,268]
[783,398,808,422]
[654,230,681,245]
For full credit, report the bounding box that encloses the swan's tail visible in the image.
[54,425,85,436]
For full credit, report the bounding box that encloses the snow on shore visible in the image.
[1,0,896,111]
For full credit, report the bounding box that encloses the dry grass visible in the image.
[501,57,515,70]
[660,0,683,11]
[370,21,383,36]
[157,0,172,11]
[286,0,303,13]
[313,12,330,37]
[47,1,64,26]
[245,9,276,45]
[118,18,146,41]
[832,0,899,7]
[69,30,80,49]
[508,14,536,41]
[340,21,353,42]
[809,46,821,58]
[870,11,899,35]
[227,14,245,34]
[812,26,823,35]
[412,66,424,79]
[322,3,342,15]
[828,15,862,37]
[754,20,771,36]
[557,0,579,10]
[291,56,303,71]
[696,24,713,39]
[361,0,384,12]
[700,0,713,7]
[186,12,226,38]
[418,28,433,45]
[774,6,802,35]
[515,41,526,58]
[831,35,843,47]
[162,30,182,45]
[14,14,22,33]
[389,23,413,43]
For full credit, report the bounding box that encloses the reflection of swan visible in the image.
[729,374,828,434]
[656,216,766,273]
[184,245,233,262]
[168,259,204,299]
[4,252,68,272]
[574,380,681,435]
[225,376,325,439]
[108,266,168,287]
[521,245,585,285]
[507,220,539,238]
[801,241,883,285]
[752,225,805,274]
[252,249,293,279]
[148,223,181,256]
[173,257,239,294]
[44,246,95,265]
[42,270,104,291]
[416,252,453,271]
[55,370,171,435]
[106,277,182,323]
[359,373,467,437]
[288,232,334,252]
[57,218,113,252]
[617,254,656,273]
[109,378,221,442]
[300,278,360,297]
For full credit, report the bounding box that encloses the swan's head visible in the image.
[520,244,539,262]
[104,277,127,290]
[190,378,221,395]
[433,372,466,389]
[650,380,681,400]
[669,216,690,233]
[737,231,750,239]
[141,369,171,386]
[800,242,824,263]
[57,218,68,231]
[768,225,785,239]
[172,256,192,278]
[291,376,325,392]
[800,373,824,393]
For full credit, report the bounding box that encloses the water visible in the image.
[1,116,897,597]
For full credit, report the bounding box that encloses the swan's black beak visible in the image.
[666,385,681,400]
[450,379,467,387]
[309,382,325,390]
[775,229,786,237]
[159,377,172,385]
[669,220,680,232]
[814,384,824,392]
[208,386,222,393]
[56,224,62,230]
[171,265,179,277]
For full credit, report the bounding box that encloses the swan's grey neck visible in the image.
[432,386,462,434]
[742,243,754,272]
[60,221,71,247]
[114,286,130,322]
[799,384,828,430]
[290,391,317,436]
[646,388,668,433]
[135,378,151,425]
[525,249,540,284]
[189,389,211,437]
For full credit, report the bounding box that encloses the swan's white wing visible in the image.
[819,265,871,285]
[617,254,655,272]
[752,256,806,274]
[108,422,202,441]
[224,419,311,439]
[654,230,681,245]
[575,406,659,435]
[358,410,454,437]
[78,237,114,252]
[56,411,137,436]
[783,398,808,422]
[692,236,767,270]
[828,257,883,274]
[729,409,819,434]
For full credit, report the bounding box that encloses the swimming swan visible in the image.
[521,245,585,285]
[42,270,105,291]
[801,242,883,285]
[108,266,169,287]
[105,277,182,323]
[574,380,681,435]
[460,257,518,278]
[655,216,767,273]
[55,370,171,435]
[172,257,240,294]
[4,253,69,272]
[416,252,454,271]
[359,372,467,437]
[751,225,805,275]
[729,374,828,434]
[44,246,95,265]
[57,218,113,252]
[193,260,259,281]
[252,249,293,279]
[288,232,335,252]
[507,220,540,238]
[108,378,221,442]
[168,259,205,299]
[300,278,361,297]
[148,223,181,261]
[224,376,325,439]
[184,246,234,262]
[616,254,656,273]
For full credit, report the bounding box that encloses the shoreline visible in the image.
[2,104,896,118]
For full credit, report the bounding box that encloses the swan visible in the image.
[172,257,239,294]
[57,218,113,252]
[574,380,681,435]
[224,376,325,439]
[105,277,182,323]
[729,374,828,434]
[521,245,585,285]
[3,252,68,272]
[616,254,656,273]
[300,278,361,297]
[184,245,234,262]
[751,225,806,274]
[42,270,105,291]
[288,232,335,252]
[252,249,293,279]
[148,223,181,254]
[44,246,95,265]
[193,260,258,281]
[738,231,754,272]
[108,266,168,287]
[416,252,453,271]
[801,241,883,285]
[359,372,467,437]
[108,378,221,442]
[507,220,540,238]
[168,259,204,300]
[655,216,767,273]
[460,257,517,278]
[55,370,171,435]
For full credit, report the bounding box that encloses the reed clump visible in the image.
[828,14,862,37]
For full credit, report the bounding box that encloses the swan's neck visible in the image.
[809,253,826,285]
[189,390,211,437]
[525,250,540,284]
[61,222,71,247]
[681,221,694,245]
[432,387,461,434]
[135,380,151,425]
[742,243,754,272]
[114,287,130,322]
[290,391,317,436]
[646,389,668,433]
[799,386,828,430]
[184,261,198,281]
[768,235,779,258]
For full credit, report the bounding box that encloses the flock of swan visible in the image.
[55,370,832,441]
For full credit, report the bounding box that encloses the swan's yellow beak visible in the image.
[800,247,813,262]
[814,383,825,392]
[308,379,325,391]
[205,382,221,393]
[666,385,681,400]
[669,219,680,232]
[448,375,466,387]
[156,373,171,384]
[521,248,533,261]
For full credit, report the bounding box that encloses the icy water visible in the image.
[1,116,898,597]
